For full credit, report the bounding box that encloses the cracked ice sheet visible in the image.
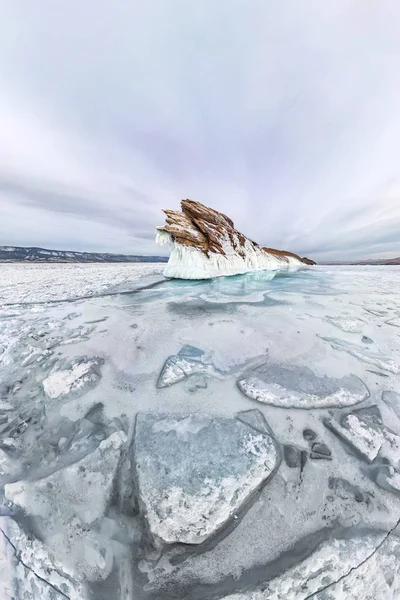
[0,517,86,600]
[1,264,400,597]
[221,533,400,600]
[5,431,126,582]
[319,336,400,374]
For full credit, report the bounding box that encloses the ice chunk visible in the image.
[21,345,53,367]
[42,356,104,399]
[352,404,382,425]
[5,431,126,526]
[157,352,218,388]
[324,410,400,466]
[237,365,368,409]
[134,413,280,545]
[325,315,365,333]
[319,336,400,374]
[324,415,383,462]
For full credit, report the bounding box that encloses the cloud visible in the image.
[1,1,400,259]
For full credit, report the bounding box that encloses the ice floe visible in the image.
[134,411,280,545]
[237,365,369,409]
[42,356,104,400]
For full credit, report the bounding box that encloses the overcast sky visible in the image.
[1,1,400,261]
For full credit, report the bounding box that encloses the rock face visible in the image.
[156,199,315,279]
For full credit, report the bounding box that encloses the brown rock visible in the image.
[157,199,314,265]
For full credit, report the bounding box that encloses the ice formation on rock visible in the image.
[237,365,369,409]
[156,199,315,279]
[134,411,280,545]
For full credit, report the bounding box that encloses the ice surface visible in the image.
[5,431,126,582]
[1,264,400,599]
[237,365,368,408]
[386,317,400,327]
[382,390,400,420]
[325,315,365,332]
[0,262,164,304]
[320,336,400,373]
[134,412,280,545]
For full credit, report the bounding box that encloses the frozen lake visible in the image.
[1,263,400,599]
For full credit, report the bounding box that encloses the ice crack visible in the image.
[0,525,71,599]
[304,515,400,600]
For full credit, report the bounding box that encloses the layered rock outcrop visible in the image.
[156,199,315,279]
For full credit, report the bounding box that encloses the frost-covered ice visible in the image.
[325,315,365,333]
[157,347,219,388]
[0,517,86,600]
[0,262,164,304]
[221,533,400,600]
[237,365,369,409]
[134,412,279,545]
[42,356,104,399]
[1,263,400,599]
[320,336,400,373]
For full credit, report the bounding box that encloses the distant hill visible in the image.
[0,246,168,263]
[321,257,400,265]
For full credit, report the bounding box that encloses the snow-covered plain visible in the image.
[1,263,400,599]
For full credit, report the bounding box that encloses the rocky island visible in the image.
[156,199,315,279]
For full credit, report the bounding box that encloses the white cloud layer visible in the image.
[1,0,400,259]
